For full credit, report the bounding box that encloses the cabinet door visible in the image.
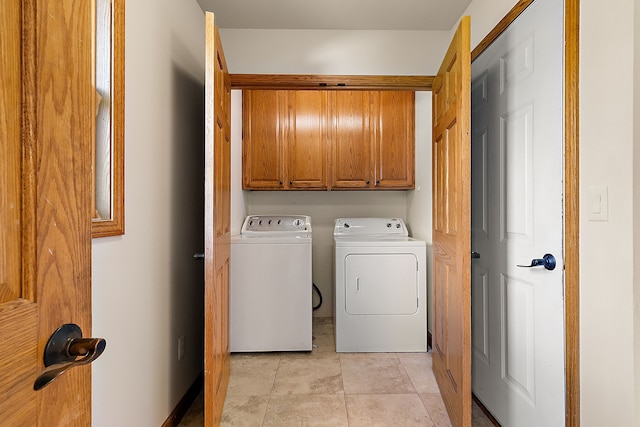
[330,91,373,189]
[242,90,286,189]
[287,91,327,189]
[373,91,415,188]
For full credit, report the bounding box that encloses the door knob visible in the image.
[34,324,106,391]
[517,253,556,271]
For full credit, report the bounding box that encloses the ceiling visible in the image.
[196,0,472,31]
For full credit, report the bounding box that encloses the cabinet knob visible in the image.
[290,180,293,185]
[366,180,370,185]
[376,180,380,185]
[279,181,283,185]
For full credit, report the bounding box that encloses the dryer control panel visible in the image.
[333,218,408,237]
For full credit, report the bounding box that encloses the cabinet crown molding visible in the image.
[230,74,434,91]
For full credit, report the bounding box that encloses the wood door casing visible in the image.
[0,0,93,424]
[242,90,286,189]
[330,91,372,189]
[204,13,231,426]
[373,91,415,188]
[432,16,472,427]
[287,91,328,189]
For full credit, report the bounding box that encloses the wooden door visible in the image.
[204,12,231,426]
[287,91,328,189]
[330,91,372,189]
[0,0,93,425]
[374,91,415,189]
[471,0,565,424]
[432,16,471,427]
[242,90,286,189]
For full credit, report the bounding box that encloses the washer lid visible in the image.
[334,218,408,238]
[241,215,311,237]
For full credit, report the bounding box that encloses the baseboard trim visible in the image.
[161,372,203,427]
[472,394,501,426]
[427,331,432,351]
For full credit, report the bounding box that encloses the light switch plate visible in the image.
[588,186,608,221]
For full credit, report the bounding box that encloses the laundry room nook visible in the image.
[229,88,435,325]
[209,29,443,422]
[219,88,442,424]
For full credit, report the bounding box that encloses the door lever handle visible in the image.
[471,251,480,259]
[34,324,106,391]
[193,253,205,260]
[517,253,556,271]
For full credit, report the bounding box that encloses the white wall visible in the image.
[230,89,247,235]
[634,1,640,422]
[580,0,637,425]
[220,29,450,75]
[221,28,450,318]
[462,0,639,424]
[459,0,517,47]
[91,0,206,425]
[407,92,433,331]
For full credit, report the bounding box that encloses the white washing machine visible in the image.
[334,218,427,352]
[230,215,312,352]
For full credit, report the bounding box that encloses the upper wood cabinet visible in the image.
[242,90,286,189]
[330,91,372,189]
[331,91,415,189]
[372,91,415,188]
[243,89,415,190]
[288,91,328,189]
[243,90,328,189]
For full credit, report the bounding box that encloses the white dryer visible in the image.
[230,215,312,352]
[334,218,427,352]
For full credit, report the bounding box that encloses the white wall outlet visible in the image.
[178,335,186,361]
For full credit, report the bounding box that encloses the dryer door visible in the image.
[345,253,418,315]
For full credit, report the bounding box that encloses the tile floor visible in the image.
[179,318,495,426]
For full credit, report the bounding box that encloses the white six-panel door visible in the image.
[470,0,565,425]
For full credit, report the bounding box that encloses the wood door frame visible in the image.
[470,0,580,425]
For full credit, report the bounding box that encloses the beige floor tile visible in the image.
[340,353,416,395]
[472,400,497,427]
[311,331,336,354]
[179,319,495,427]
[312,317,334,336]
[398,352,440,393]
[284,332,336,359]
[345,394,435,427]
[272,354,343,395]
[419,393,453,427]
[226,353,281,396]
[262,394,348,427]
[220,395,269,427]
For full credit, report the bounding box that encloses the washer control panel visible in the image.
[241,215,311,236]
